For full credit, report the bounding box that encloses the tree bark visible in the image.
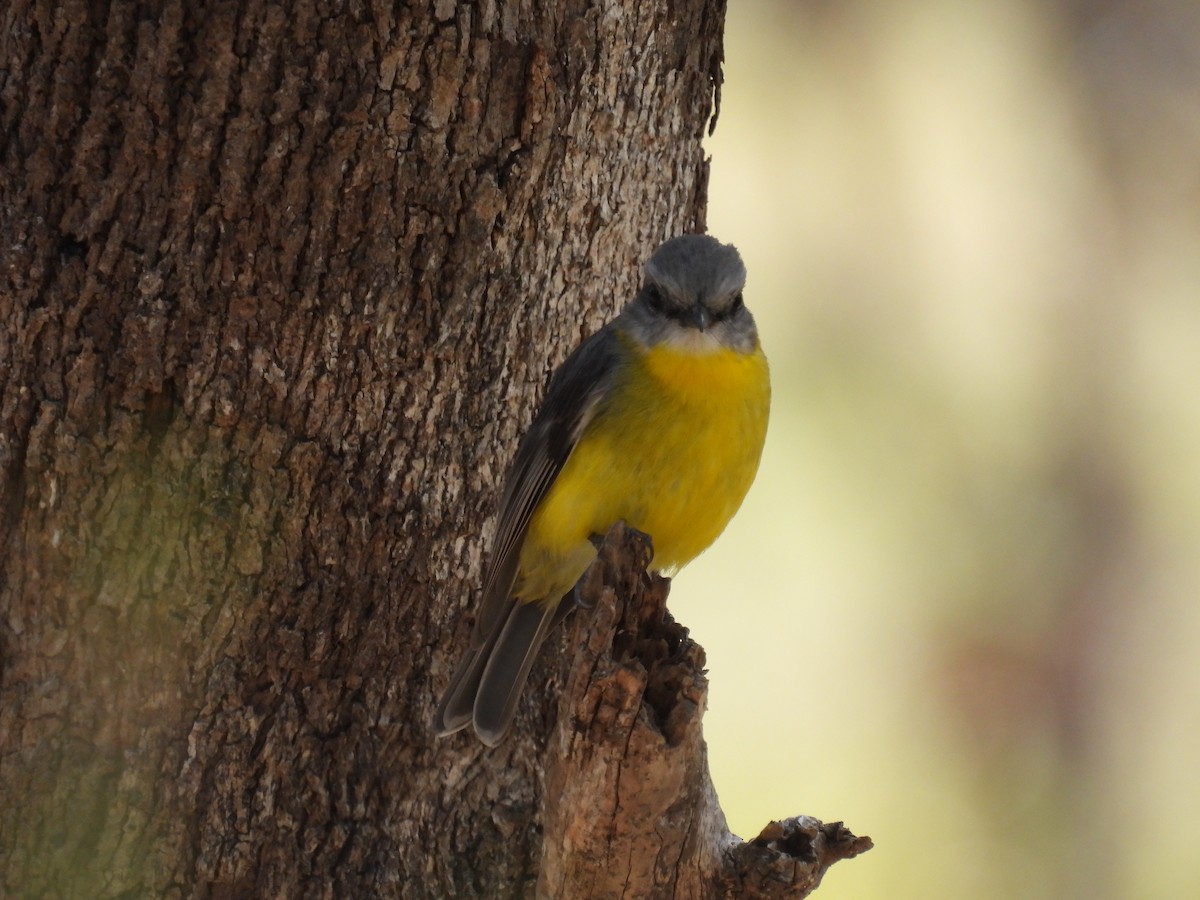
[0,1,868,896]
[540,524,872,898]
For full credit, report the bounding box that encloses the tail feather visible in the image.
[435,593,579,744]
[433,644,487,736]
[473,602,557,746]
[434,597,517,736]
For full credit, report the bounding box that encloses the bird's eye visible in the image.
[645,284,666,311]
[731,292,745,313]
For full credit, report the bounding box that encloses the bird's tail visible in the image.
[472,601,558,745]
[433,632,492,738]
[435,597,573,745]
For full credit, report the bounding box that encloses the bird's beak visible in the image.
[686,304,711,331]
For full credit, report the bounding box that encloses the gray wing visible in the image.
[434,322,622,737]
[474,321,622,634]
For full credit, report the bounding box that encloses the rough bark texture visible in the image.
[541,524,872,898]
[0,1,867,897]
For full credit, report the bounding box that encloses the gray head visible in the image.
[621,234,758,354]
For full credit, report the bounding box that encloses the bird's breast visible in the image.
[518,339,770,601]
[637,341,769,410]
[600,340,771,570]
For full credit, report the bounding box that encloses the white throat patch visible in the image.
[658,326,724,356]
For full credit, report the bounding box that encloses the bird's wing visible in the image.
[473,322,622,636]
[434,322,622,738]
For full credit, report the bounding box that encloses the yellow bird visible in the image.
[435,234,770,745]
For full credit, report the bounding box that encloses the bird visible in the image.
[434,233,771,746]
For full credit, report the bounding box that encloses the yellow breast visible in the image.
[515,333,770,604]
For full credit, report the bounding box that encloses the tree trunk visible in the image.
[0,1,867,896]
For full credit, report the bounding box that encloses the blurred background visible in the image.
[686,1,1200,897]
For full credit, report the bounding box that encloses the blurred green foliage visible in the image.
[686,2,1200,897]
